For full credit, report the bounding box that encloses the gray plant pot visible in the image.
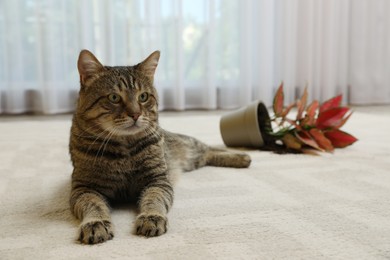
[220,101,272,148]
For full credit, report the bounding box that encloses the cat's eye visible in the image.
[139,92,149,103]
[108,93,121,103]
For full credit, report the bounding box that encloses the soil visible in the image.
[256,102,274,146]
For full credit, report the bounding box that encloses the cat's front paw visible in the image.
[79,220,114,244]
[135,213,168,237]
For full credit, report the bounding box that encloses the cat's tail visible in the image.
[205,147,251,168]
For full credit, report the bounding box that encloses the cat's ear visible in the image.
[137,51,160,78]
[77,49,104,85]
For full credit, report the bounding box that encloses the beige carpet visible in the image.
[1,107,390,259]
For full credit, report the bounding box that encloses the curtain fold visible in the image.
[0,0,389,114]
[349,0,390,104]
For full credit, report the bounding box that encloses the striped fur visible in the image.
[69,50,251,244]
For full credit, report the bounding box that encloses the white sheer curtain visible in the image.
[0,0,389,114]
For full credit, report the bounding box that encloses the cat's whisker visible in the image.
[93,126,115,165]
[85,128,112,155]
[99,127,118,161]
[143,125,161,139]
[115,120,132,127]
[75,118,115,138]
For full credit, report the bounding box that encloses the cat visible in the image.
[69,49,251,244]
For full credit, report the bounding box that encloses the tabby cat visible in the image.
[69,49,251,244]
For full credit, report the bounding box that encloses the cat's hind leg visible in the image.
[205,148,251,168]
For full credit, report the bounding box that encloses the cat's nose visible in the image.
[130,113,140,121]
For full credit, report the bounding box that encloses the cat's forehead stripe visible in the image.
[128,74,136,89]
[134,80,140,90]
[119,77,128,90]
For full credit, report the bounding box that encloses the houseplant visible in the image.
[220,82,357,154]
[266,83,358,153]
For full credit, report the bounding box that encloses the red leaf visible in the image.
[273,82,284,117]
[332,111,353,129]
[309,129,334,152]
[319,95,342,113]
[302,100,319,126]
[285,118,302,131]
[281,102,295,118]
[296,88,308,120]
[324,130,358,148]
[296,131,324,151]
[306,100,319,120]
[316,107,350,129]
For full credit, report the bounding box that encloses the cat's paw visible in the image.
[135,213,168,237]
[78,220,114,244]
[235,153,251,168]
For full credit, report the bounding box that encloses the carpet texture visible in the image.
[1,108,390,259]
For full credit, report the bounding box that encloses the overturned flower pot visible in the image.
[219,101,274,148]
[219,82,358,154]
